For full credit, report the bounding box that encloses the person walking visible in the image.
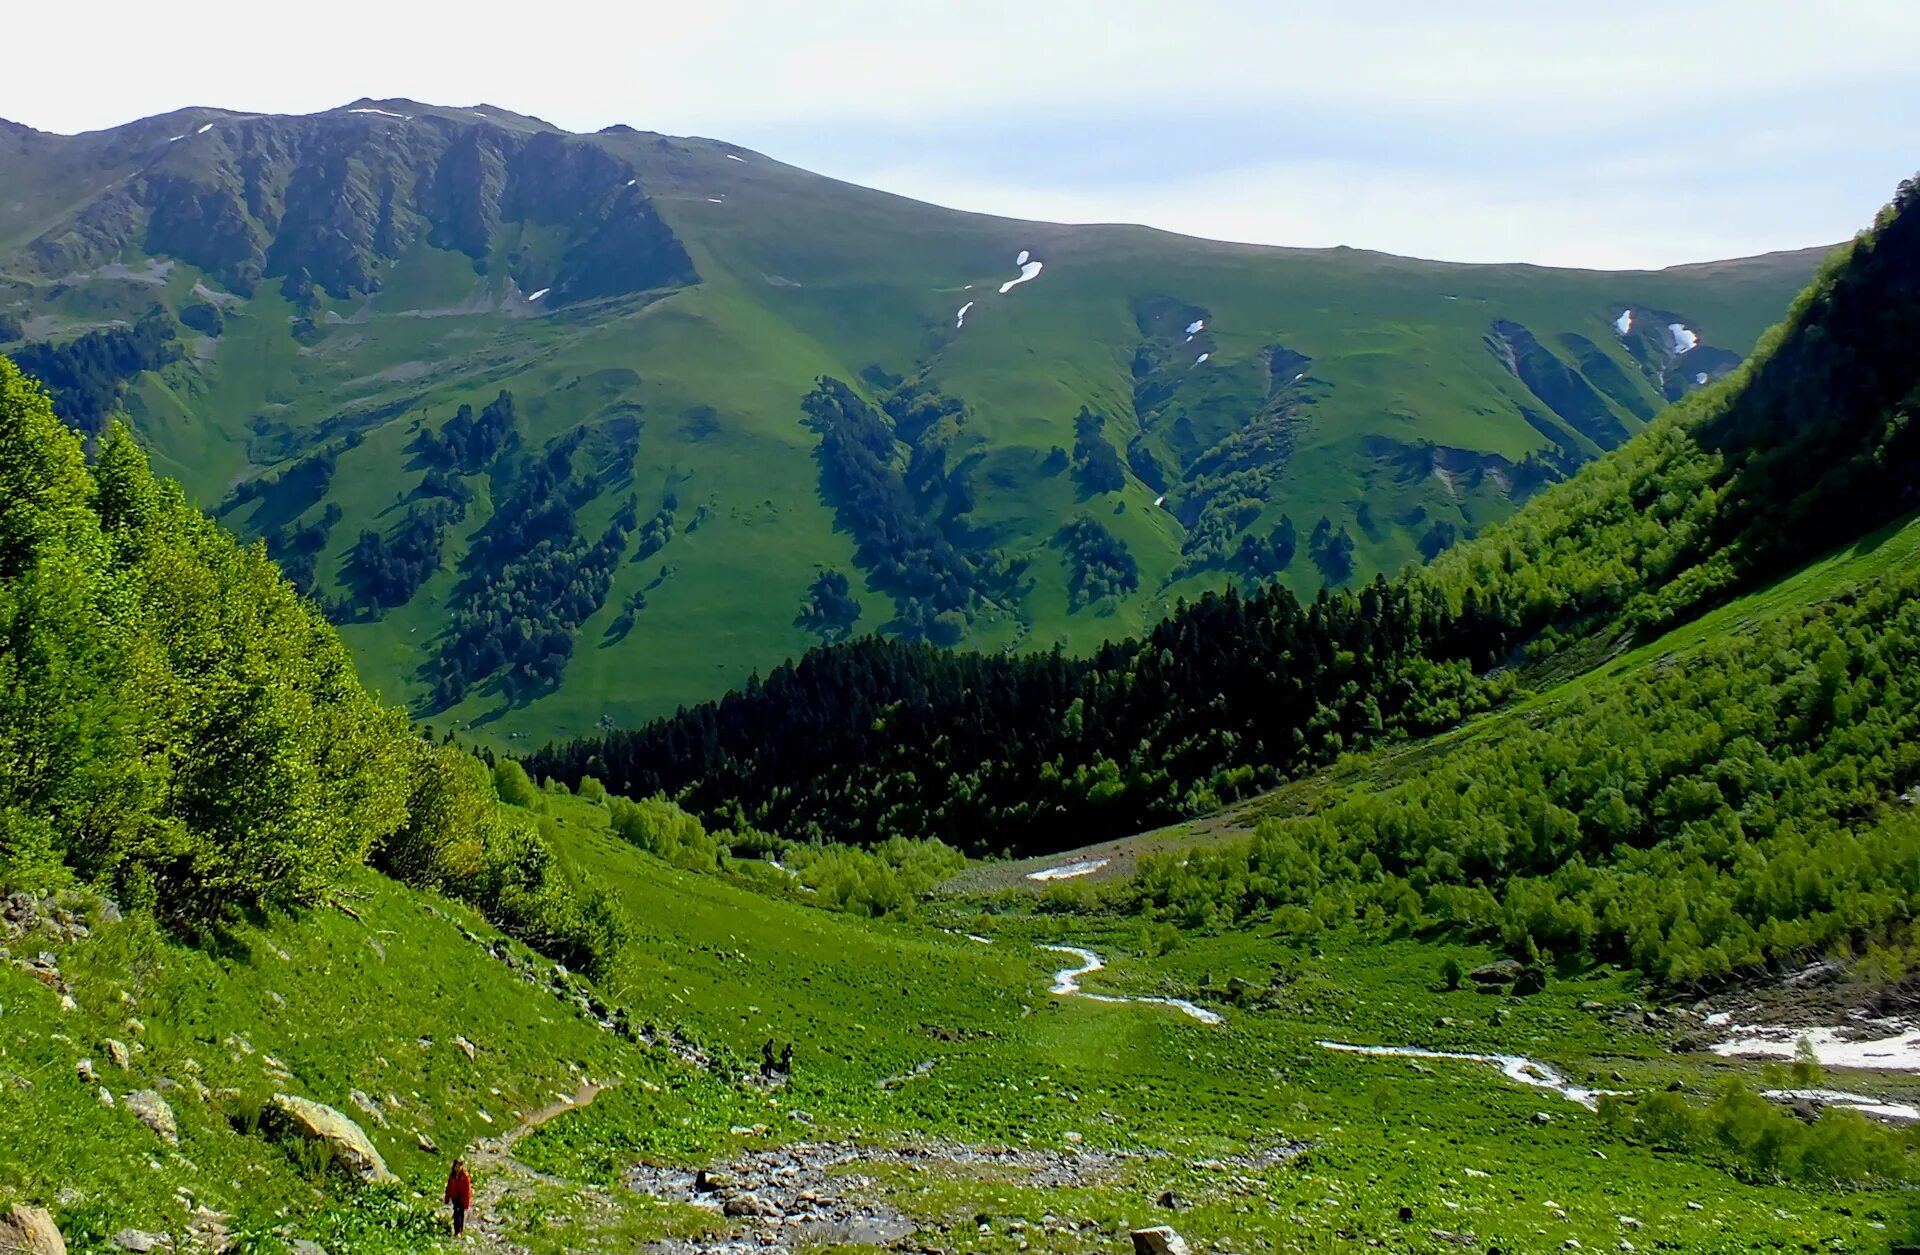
[444,1156,474,1237]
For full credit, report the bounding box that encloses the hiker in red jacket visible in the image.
[444,1156,474,1236]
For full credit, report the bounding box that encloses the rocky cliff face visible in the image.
[22,107,695,304]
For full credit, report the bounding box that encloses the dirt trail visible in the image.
[459,1079,617,1254]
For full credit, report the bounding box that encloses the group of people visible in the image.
[760,1038,795,1077]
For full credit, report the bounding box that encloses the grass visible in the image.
[2,112,1824,748]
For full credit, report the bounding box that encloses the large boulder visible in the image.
[1468,959,1523,986]
[0,1204,66,1255]
[124,1090,179,1146]
[1132,1227,1192,1255]
[264,1095,396,1184]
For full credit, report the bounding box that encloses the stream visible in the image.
[1042,945,1223,1024]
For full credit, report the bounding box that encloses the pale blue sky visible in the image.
[6,0,1915,267]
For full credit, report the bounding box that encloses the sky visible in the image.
[5,0,1916,268]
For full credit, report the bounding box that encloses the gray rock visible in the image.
[0,1204,67,1254]
[76,1058,98,1084]
[125,1090,179,1146]
[841,1217,915,1245]
[1532,1111,1553,1125]
[1469,959,1524,985]
[103,1040,130,1070]
[1132,1227,1192,1255]
[292,1243,326,1255]
[264,1094,396,1184]
[110,1231,168,1253]
[723,1193,781,1218]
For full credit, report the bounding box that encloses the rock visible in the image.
[125,1090,179,1146]
[1470,959,1524,985]
[76,1058,98,1084]
[0,1204,67,1254]
[110,1231,168,1253]
[416,1132,439,1154]
[1155,1190,1186,1211]
[1579,1000,1605,1012]
[1398,1204,1415,1222]
[453,1036,478,1060]
[104,1040,130,1070]
[694,1169,735,1193]
[1132,1227,1192,1255]
[842,1217,916,1245]
[57,995,75,1014]
[723,1193,780,1218]
[264,1095,397,1184]
[1429,1231,1475,1247]
[1532,1112,1553,1125]
[1618,1215,1641,1230]
[98,1087,115,1108]
[292,1243,326,1255]
[348,1090,388,1128]
[1512,967,1548,996]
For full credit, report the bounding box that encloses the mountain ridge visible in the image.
[0,102,1831,744]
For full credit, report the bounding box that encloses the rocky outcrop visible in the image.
[264,1094,395,1184]
[0,1204,66,1255]
[125,1089,179,1146]
[24,113,696,306]
[1132,1226,1192,1255]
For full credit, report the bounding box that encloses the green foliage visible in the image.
[1599,1084,1913,1185]
[783,836,966,917]
[5,310,182,434]
[605,793,720,872]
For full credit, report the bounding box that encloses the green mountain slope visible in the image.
[4,178,1920,1255]
[0,100,1824,745]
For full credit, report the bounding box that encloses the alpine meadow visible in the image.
[3,61,1920,1255]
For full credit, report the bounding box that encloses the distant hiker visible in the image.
[444,1156,473,1236]
[779,1042,794,1074]
[761,1038,778,1076]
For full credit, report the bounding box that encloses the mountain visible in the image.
[5,149,1920,1251]
[0,100,1827,745]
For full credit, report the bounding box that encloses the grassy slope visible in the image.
[1,114,1823,745]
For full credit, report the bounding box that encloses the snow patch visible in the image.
[1615,309,1633,336]
[1026,859,1108,882]
[1153,495,1167,508]
[1185,319,1205,335]
[196,123,214,135]
[1320,1041,1625,1109]
[348,108,410,119]
[1194,352,1210,365]
[955,301,974,329]
[707,197,725,204]
[1694,371,1709,385]
[167,135,185,143]
[525,288,550,302]
[725,154,746,162]
[1712,1022,1920,1070]
[1669,322,1697,353]
[1044,946,1223,1024]
[965,934,993,945]
[626,179,638,187]
[1016,249,1030,266]
[999,257,1043,295]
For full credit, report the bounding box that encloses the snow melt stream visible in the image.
[1319,1042,1624,1109]
[1043,946,1222,1024]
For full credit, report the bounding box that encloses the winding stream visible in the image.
[1317,1041,1623,1109]
[1042,945,1222,1024]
